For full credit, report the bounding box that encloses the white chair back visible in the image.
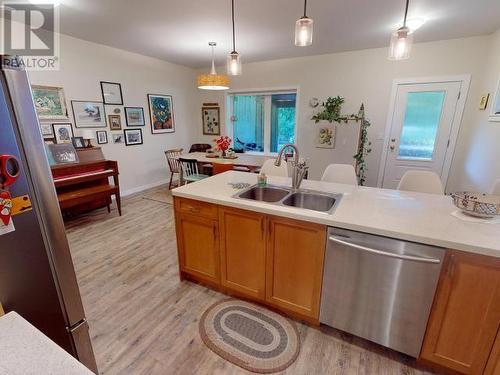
[397,170,444,195]
[260,159,288,177]
[490,179,500,195]
[179,158,199,177]
[321,164,358,185]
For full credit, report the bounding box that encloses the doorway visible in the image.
[378,76,470,190]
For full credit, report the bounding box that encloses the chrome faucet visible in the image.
[275,144,308,191]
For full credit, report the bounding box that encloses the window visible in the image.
[229,91,297,153]
[398,91,445,160]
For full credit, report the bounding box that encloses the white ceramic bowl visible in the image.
[451,191,500,218]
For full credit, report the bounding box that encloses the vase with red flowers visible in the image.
[214,136,232,157]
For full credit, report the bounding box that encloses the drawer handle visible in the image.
[187,205,200,213]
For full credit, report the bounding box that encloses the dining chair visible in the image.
[189,143,212,153]
[260,159,289,177]
[397,170,444,195]
[321,164,358,185]
[213,162,234,175]
[490,179,500,195]
[178,158,210,185]
[164,148,183,189]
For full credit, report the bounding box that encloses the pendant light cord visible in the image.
[403,0,409,27]
[303,0,308,18]
[231,0,236,53]
[210,43,216,75]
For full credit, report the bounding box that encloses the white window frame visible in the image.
[225,86,300,155]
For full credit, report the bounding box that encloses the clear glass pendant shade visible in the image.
[227,51,242,76]
[295,17,313,46]
[388,27,413,60]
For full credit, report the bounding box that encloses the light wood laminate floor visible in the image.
[66,186,436,375]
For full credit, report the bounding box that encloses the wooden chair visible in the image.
[179,158,209,185]
[165,148,183,189]
[213,163,234,175]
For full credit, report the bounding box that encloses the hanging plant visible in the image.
[354,118,372,186]
[311,96,345,123]
[311,97,372,185]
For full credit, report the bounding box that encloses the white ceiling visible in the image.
[19,0,500,67]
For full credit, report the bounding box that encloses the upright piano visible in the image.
[50,148,121,218]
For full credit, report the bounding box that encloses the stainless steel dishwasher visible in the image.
[320,227,445,358]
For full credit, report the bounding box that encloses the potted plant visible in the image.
[311,96,345,123]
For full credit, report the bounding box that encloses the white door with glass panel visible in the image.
[381,82,462,189]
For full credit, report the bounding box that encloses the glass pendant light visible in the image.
[227,0,242,75]
[197,42,230,90]
[295,0,313,47]
[388,0,413,60]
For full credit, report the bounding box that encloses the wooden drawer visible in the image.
[174,197,218,219]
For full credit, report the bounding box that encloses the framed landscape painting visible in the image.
[31,85,68,120]
[124,128,143,146]
[202,106,220,135]
[71,101,107,128]
[125,107,145,126]
[147,94,175,134]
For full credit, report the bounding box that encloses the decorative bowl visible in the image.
[451,191,500,218]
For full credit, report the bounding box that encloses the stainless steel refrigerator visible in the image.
[0,58,98,373]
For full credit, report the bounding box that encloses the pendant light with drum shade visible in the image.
[295,0,313,47]
[197,42,230,90]
[227,0,242,75]
[388,0,413,60]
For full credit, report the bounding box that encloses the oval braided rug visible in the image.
[199,299,300,373]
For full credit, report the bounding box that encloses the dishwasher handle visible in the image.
[328,235,441,264]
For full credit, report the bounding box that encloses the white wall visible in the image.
[194,35,494,190]
[29,34,198,195]
[447,29,500,193]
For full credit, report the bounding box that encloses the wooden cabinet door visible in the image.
[266,216,326,321]
[219,207,266,300]
[484,332,500,375]
[420,251,500,374]
[175,212,220,285]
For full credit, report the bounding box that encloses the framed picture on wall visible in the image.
[40,123,54,137]
[124,128,143,146]
[31,85,68,121]
[52,123,74,144]
[489,77,500,122]
[124,107,145,126]
[71,101,107,128]
[96,130,108,144]
[202,106,220,135]
[112,134,124,144]
[100,81,123,105]
[315,126,336,149]
[108,114,122,130]
[147,94,175,134]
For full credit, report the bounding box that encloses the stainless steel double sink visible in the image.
[234,184,342,214]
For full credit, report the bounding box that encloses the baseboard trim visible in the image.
[121,179,169,197]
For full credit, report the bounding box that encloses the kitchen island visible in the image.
[172,171,500,375]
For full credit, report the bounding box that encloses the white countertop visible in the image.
[0,312,93,375]
[172,171,500,258]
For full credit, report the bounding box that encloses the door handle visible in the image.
[390,145,395,151]
[328,236,441,264]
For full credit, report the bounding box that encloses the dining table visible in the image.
[178,152,272,173]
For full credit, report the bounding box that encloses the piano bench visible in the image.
[58,185,122,216]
